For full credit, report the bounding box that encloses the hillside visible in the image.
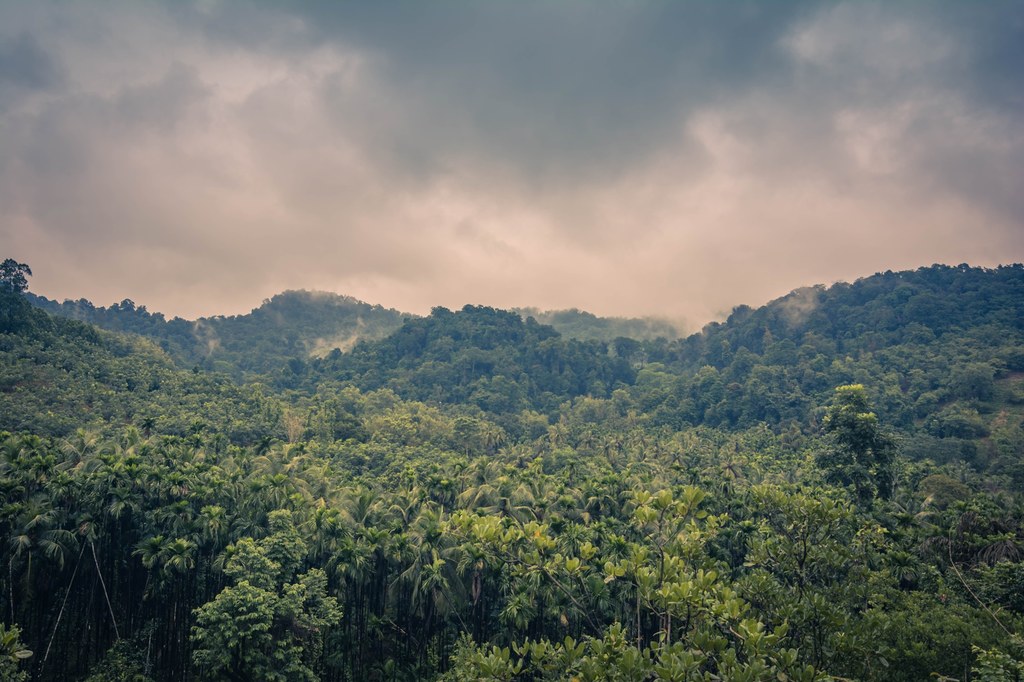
[291,265,1024,484]
[313,305,635,415]
[19,264,1024,482]
[29,293,685,377]
[625,264,1024,483]
[1,261,1022,682]
[28,290,408,382]
[515,307,684,341]
[0,299,284,442]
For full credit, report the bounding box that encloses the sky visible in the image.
[2,1,1022,329]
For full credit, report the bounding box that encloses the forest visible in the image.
[1,259,1022,681]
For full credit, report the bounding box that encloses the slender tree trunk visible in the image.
[91,541,120,639]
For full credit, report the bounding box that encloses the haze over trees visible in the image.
[1,259,1022,680]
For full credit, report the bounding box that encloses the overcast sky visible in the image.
[2,1,1022,327]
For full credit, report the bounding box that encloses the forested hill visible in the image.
[19,264,1024,473]
[314,305,636,413]
[27,290,408,380]
[514,307,683,341]
[627,265,1024,463]
[674,263,1024,366]
[2,259,1024,681]
[0,294,282,441]
[27,292,680,379]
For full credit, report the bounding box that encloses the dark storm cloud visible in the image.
[247,2,815,186]
[0,31,63,115]
[0,32,62,90]
[1,1,1022,323]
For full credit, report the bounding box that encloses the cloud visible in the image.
[0,31,62,92]
[0,1,1021,325]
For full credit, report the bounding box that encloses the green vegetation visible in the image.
[28,290,408,384]
[514,307,684,342]
[1,260,1022,680]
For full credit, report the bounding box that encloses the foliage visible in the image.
[28,290,408,384]
[818,384,897,502]
[973,635,1024,682]
[515,307,683,342]
[82,640,154,682]
[191,514,342,681]
[1,260,1022,681]
[0,623,31,682]
[0,260,31,295]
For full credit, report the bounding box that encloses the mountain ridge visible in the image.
[27,289,694,377]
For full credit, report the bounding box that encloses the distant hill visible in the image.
[631,264,1024,478]
[515,307,684,341]
[28,291,687,383]
[28,289,409,382]
[674,263,1024,367]
[0,300,283,441]
[315,305,635,415]
[18,263,1024,484]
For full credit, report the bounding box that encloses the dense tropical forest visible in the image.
[1,258,1022,681]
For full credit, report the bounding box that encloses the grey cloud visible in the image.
[2,62,212,247]
[262,0,1024,245]
[169,1,821,190]
[0,31,62,90]
[307,2,809,184]
[0,31,63,115]
[0,1,1022,321]
[114,63,209,133]
[934,0,1024,112]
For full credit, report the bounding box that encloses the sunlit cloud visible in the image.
[1,1,1021,328]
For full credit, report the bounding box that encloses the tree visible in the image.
[0,259,31,295]
[0,623,31,682]
[818,385,897,502]
[191,512,342,681]
[0,259,34,333]
[972,635,1024,681]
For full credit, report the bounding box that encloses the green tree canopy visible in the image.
[818,384,897,502]
[0,259,31,295]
